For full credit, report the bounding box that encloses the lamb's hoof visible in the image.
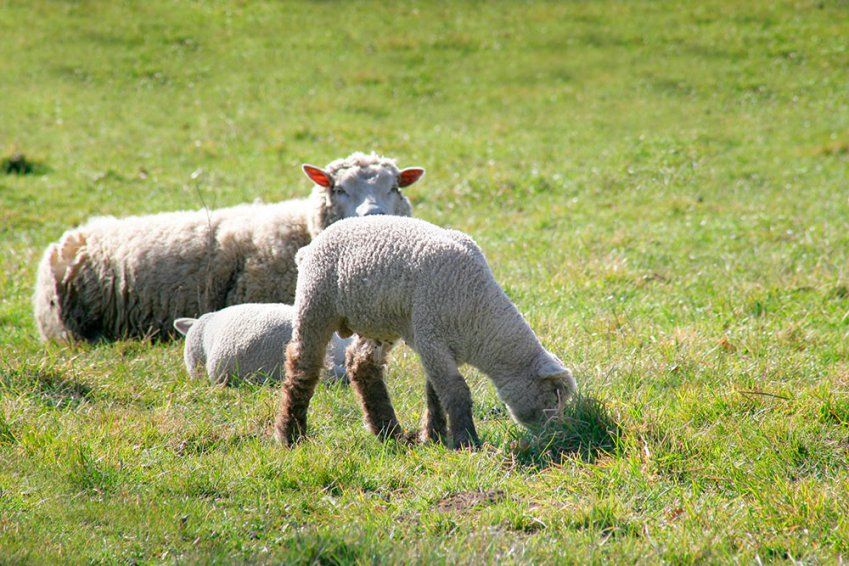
[375,423,409,444]
[390,431,416,447]
[273,428,291,447]
[418,428,448,445]
[452,434,482,451]
[273,420,305,447]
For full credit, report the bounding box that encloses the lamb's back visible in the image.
[203,304,295,381]
[306,217,494,338]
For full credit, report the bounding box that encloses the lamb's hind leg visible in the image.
[346,337,405,441]
[418,346,480,449]
[275,327,333,447]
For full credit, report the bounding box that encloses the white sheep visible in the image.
[275,216,577,448]
[173,303,351,385]
[33,152,425,342]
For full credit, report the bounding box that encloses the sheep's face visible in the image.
[303,157,424,236]
[505,353,576,428]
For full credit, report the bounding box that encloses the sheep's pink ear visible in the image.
[174,318,196,336]
[302,164,333,188]
[398,167,425,188]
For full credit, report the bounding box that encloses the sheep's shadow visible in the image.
[0,365,93,409]
[220,371,348,388]
[2,153,50,176]
[508,395,622,468]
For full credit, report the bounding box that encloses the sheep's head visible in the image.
[304,151,424,237]
[505,351,577,428]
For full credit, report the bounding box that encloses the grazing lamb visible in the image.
[274,216,577,449]
[33,152,425,342]
[174,303,351,385]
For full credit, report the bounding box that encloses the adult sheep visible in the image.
[34,152,425,342]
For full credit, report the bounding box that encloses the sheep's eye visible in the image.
[332,186,347,196]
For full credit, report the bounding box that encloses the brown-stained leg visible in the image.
[346,338,405,441]
[419,379,448,444]
[440,377,480,449]
[417,344,481,450]
[275,339,324,446]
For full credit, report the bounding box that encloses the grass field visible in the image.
[2,0,849,562]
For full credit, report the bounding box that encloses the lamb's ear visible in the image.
[538,356,577,397]
[536,353,572,380]
[173,318,197,336]
[302,164,333,188]
[398,167,425,188]
[536,351,563,375]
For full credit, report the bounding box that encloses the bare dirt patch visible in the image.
[436,489,505,513]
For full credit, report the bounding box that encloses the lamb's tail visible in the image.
[173,318,197,336]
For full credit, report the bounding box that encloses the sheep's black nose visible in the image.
[362,209,385,216]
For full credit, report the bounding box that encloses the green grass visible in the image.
[2,0,849,562]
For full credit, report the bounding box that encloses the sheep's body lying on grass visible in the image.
[275,216,577,448]
[34,152,425,342]
[175,303,352,385]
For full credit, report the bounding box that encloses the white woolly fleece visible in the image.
[33,152,418,342]
[175,303,351,385]
[291,216,577,429]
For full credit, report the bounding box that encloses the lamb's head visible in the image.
[304,151,424,237]
[173,315,208,380]
[504,351,577,428]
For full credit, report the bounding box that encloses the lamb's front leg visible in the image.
[420,379,448,444]
[419,346,480,449]
[440,376,480,449]
[275,338,325,446]
[346,337,405,441]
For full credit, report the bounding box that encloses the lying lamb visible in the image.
[275,216,577,448]
[174,303,351,385]
[34,152,425,342]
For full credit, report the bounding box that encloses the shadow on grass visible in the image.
[0,365,93,409]
[0,412,17,445]
[217,371,348,389]
[510,395,623,468]
[2,153,49,176]
[290,530,364,565]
